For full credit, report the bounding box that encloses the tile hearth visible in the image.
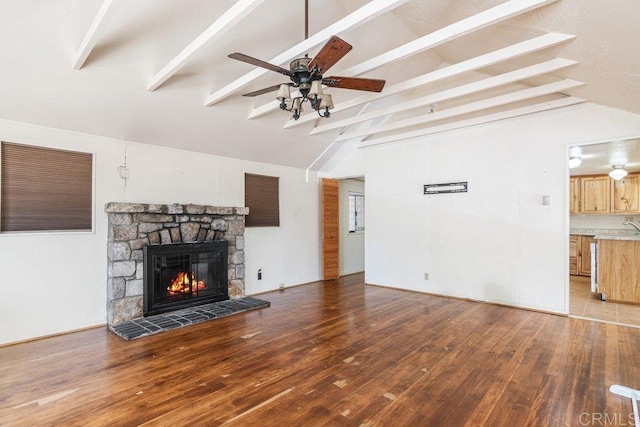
[109,297,270,340]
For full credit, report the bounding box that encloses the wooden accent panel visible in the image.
[1,142,92,231]
[1,273,639,425]
[321,178,339,280]
[611,174,639,213]
[580,175,610,213]
[244,173,279,227]
[597,239,640,303]
[569,177,580,214]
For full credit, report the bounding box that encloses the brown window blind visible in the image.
[1,142,93,232]
[244,173,279,227]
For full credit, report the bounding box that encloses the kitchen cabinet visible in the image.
[571,174,640,214]
[611,174,640,213]
[569,177,580,214]
[581,176,610,213]
[580,235,595,276]
[569,234,594,277]
[569,235,579,275]
[597,237,640,303]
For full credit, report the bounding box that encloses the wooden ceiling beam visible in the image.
[147,0,265,91]
[248,0,561,120]
[335,79,586,141]
[357,97,587,148]
[284,32,575,127]
[204,0,410,107]
[311,58,578,135]
[71,0,116,70]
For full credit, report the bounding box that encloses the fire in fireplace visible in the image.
[143,241,228,316]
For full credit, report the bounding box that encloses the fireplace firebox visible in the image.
[143,241,228,316]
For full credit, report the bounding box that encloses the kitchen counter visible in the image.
[594,233,640,241]
[571,228,634,236]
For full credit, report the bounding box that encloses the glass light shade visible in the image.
[276,84,291,101]
[568,156,582,168]
[309,81,323,98]
[609,166,628,180]
[292,97,303,112]
[319,93,334,109]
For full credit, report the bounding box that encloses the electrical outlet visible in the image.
[424,273,429,280]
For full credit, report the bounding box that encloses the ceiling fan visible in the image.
[228,35,386,120]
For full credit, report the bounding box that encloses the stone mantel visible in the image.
[105,202,248,325]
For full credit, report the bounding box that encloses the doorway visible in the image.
[568,138,640,327]
[321,177,365,280]
[338,177,365,277]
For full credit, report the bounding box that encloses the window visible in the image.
[244,173,279,227]
[348,193,364,232]
[1,142,93,232]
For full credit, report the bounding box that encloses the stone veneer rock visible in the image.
[105,202,248,325]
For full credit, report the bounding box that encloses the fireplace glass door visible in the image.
[143,241,228,316]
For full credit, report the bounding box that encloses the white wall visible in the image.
[0,119,321,345]
[339,179,365,276]
[330,103,640,314]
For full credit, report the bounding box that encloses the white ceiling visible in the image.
[570,138,640,176]
[0,0,638,170]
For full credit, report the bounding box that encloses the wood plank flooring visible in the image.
[1,273,639,426]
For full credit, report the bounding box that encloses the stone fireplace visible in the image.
[105,202,247,325]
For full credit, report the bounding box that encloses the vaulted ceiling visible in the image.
[1,0,638,170]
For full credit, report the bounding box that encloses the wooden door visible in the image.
[611,174,639,213]
[321,178,339,280]
[581,176,610,213]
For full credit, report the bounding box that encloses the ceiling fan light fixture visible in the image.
[309,80,323,99]
[609,165,628,180]
[292,97,303,120]
[319,93,333,110]
[276,84,291,101]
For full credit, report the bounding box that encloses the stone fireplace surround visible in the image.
[105,202,247,325]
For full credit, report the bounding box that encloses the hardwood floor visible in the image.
[1,273,639,426]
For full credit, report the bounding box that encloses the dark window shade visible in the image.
[244,173,279,227]
[1,142,93,232]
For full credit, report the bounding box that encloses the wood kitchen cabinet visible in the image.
[581,176,610,213]
[569,177,580,214]
[611,174,640,213]
[571,174,640,214]
[580,235,595,276]
[569,235,579,275]
[597,238,640,303]
[569,234,594,277]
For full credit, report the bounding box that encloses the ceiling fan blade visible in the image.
[322,76,386,92]
[228,53,293,77]
[307,36,352,74]
[242,84,287,97]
